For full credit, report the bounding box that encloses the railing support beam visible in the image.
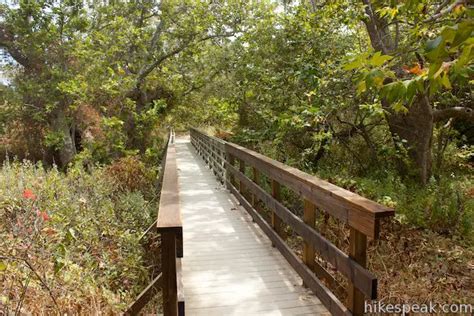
[162,231,178,316]
[303,199,316,286]
[271,180,284,243]
[347,228,367,316]
[239,159,245,195]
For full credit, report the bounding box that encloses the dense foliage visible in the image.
[0,158,157,313]
[177,1,474,241]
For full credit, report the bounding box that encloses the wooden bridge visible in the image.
[126,129,394,316]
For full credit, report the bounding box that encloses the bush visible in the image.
[317,167,474,244]
[0,160,156,314]
[105,155,157,197]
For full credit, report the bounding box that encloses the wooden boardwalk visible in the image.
[176,137,329,315]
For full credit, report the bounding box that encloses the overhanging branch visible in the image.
[424,0,466,23]
[0,23,33,69]
[135,31,235,89]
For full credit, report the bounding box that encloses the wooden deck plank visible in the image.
[175,137,329,315]
[186,292,322,310]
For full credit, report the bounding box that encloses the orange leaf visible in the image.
[403,64,424,75]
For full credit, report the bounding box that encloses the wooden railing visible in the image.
[126,129,185,316]
[190,128,226,183]
[190,128,394,316]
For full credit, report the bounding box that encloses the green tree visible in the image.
[347,0,473,183]
[0,0,268,165]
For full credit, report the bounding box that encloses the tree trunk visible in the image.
[51,108,76,168]
[360,0,433,184]
[383,94,433,184]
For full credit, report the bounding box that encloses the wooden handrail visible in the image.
[156,129,183,316]
[127,129,185,316]
[226,142,394,239]
[226,162,377,298]
[190,128,395,316]
[156,143,182,234]
[190,128,226,183]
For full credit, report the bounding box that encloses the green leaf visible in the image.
[428,62,442,79]
[452,22,474,47]
[433,64,446,79]
[429,78,440,95]
[366,69,384,87]
[343,59,364,71]
[403,80,418,103]
[369,51,393,67]
[356,80,367,94]
[0,261,6,272]
[382,81,406,103]
[441,26,457,45]
[440,73,452,89]
[426,36,443,52]
[392,101,408,113]
[454,44,473,71]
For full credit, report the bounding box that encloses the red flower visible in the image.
[36,209,50,221]
[40,211,50,221]
[22,189,36,200]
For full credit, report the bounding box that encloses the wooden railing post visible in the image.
[239,159,245,195]
[271,180,284,243]
[227,154,235,189]
[347,228,367,316]
[251,167,260,213]
[162,232,178,316]
[219,145,225,182]
[209,140,216,175]
[303,199,316,286]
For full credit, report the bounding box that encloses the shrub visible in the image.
[0,161,156,314]
[105,155,156,196]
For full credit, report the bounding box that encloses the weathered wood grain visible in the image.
[271,179,285,241]
[228,182,350,316]
[226,162,377,299]
[347,228,367,316]
[162,231,178,316]
[226,142,394,239]
[157,144,182,234]
[303,199,316,284]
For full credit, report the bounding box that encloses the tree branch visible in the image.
[424,0,466,23]
[0,255,60,312]
[148,1,164,53]
[0,23,30,68]
[361,0,400,54]
[433,106,474,122]
[135,32,235,89]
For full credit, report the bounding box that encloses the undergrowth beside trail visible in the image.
[0,158,158,314]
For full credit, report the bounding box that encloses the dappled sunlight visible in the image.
[175,137,326,314]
